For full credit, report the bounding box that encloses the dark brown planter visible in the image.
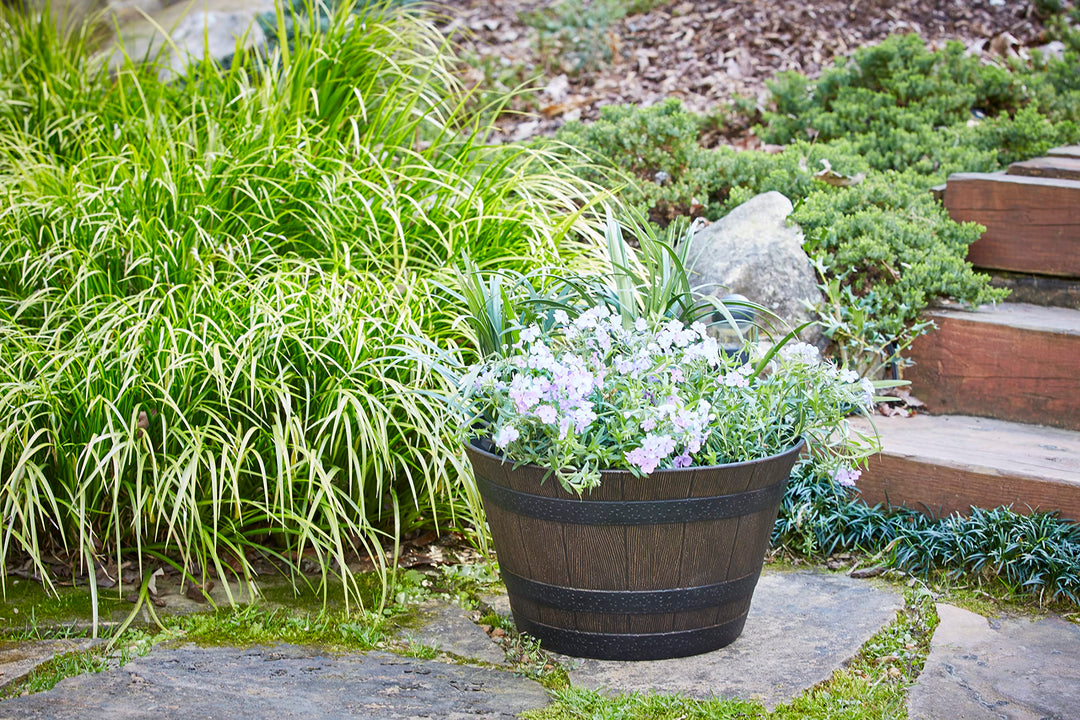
[465,438,805,661]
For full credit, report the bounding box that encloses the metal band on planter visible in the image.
[474,472,788,525]
[513,616,751,661]
[501,569,761,614]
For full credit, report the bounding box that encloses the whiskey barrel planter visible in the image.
[465,438,805,661]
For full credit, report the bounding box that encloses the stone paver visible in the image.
[478,590,513,620]
[23,574,1079,718]
[909,603,1080,720]
[0,645,548,720]
[0,640,102,691]
[561,569,903,709]
[400,600,506,665]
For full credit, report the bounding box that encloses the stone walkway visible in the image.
[563,570,901,709]
[0,646,546,720]
[910,604,1080,720]
[2,569,1078,718]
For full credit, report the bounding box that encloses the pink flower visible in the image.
[832,467,861,488]
[534,405,558,424]
[625,433,677,475]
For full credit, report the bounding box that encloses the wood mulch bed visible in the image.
[431,0,1061,144]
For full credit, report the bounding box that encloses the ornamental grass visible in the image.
[0,0,603,612]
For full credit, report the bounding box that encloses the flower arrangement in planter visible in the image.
[442,211,895,660]
[464,305,875,493]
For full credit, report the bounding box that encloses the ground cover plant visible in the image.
[775,462,1080,605]
[0,1,607,612]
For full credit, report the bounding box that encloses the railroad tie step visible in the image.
[903,301,1080,432]
[1006,155,1080,182]
[943,172,1080,277]
[1047,144,1080,159]
[852,414,1080,521]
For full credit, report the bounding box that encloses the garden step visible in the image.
[943,172,1080,277]
[852,414,1080,521]
[1006,154,1080,181]
[1048,144,1080,159]
[903,302,1080,431]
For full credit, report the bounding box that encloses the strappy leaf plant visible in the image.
[0,0,606,618]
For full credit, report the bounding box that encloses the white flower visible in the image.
[723,371,749,388]
[840,369,860,384]
[494,425,520,449]
[534,404,558,424]
[860,378,876,406]
[779,342,820,366]
[519,325,540,344]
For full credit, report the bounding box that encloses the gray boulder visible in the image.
[685,192,823,342]
[105,0,275,79]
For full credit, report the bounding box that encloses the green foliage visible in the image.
[774,463,1080,605]
[760,34,1080,171]
[521,0,668,76]
[177,605,392,649]
[556,99,718,223]
[553,30,1080,369]
[0,2,604,609]
[0,649,108,699]
[796,170,1002,375]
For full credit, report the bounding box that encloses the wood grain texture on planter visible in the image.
[852,414,1080,521]
[904,302,1080,431]
[944,172,1080,277]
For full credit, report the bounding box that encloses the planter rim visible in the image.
[466,435,805,474]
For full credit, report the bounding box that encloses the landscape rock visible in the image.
[107,0,275,79]
[909,603,1080,720]
[0,645,549,719]
[401,599,506,665]
[563,568,902,709]
[684,191,823,343]
[0,639,102,691]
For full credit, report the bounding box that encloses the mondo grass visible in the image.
[775,463,1080,606]
[0,0,605,617]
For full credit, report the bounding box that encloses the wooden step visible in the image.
[852,414,1080,521]
[1048,145,1080,159]
[944,172,1080,277]
[1007,155,1080,181]
[903,302,1080,431]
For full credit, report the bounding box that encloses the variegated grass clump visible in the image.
[0,0,604,617]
